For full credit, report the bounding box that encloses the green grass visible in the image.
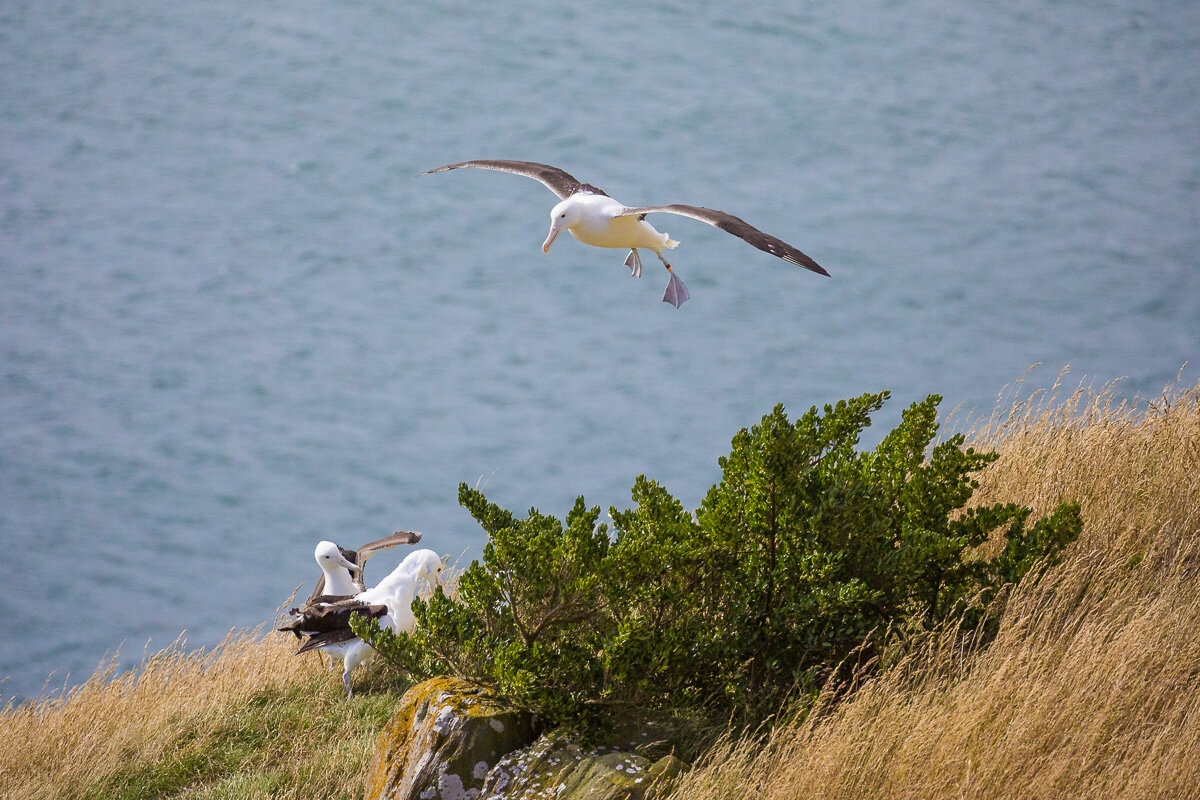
[79,680,402,800]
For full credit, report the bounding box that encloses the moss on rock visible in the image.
[365,677,540,800]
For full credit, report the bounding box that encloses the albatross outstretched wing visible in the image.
[305,530,424,602]
[616,204,829,276]
[352,530,421,567]
[420,160,608,200]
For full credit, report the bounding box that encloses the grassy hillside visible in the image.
[3,373,1197,800]
[675,373,1200,799]
[0,631,400,800]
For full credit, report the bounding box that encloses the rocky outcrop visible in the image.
[364,677,540,800]
[365,678,688,800]
[480,729,686,800]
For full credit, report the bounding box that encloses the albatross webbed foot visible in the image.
[624,248,643,278]
[662,267,690,308]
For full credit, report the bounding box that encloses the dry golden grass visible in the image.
[675,370,1200,800]
[0,629,400,800]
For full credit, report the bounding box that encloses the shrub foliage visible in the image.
[354,392,1081,726]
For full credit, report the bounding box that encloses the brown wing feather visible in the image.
[346,530,423,591]
[618,204,829,276]
[302,578,329,608]
[296,628,358,654]
[420,160,607,200]
[292,599,388,654]
[357,531,422,558]
[303,531,423,600]
[280,598,388,644]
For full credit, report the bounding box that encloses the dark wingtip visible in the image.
[791,256,830,277]
[275,623,301,638]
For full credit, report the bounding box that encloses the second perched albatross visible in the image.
[420,159,829,307]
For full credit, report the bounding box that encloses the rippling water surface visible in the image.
[2,1,1198,700]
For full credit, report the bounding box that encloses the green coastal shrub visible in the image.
[354,392,1081,726]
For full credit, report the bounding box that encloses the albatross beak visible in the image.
[542,224,562,253]
[336,555,360,572]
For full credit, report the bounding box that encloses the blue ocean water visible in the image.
[2,0,1197,702]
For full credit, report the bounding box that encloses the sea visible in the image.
[2,0,1198,703]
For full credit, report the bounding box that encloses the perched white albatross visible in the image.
[420,159,830,307]
[305,530,423,602]
[279,531,424,648]
[279,542,441,697]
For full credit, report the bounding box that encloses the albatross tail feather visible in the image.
[664,236,679,250]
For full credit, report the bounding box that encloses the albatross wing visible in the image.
[616,204,829,276]
[420,160,608,200]
[283,597,388,636]
[355,530,421,555]
[295,628,359,654]
[303,531,424,603]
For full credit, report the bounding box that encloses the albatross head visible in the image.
[314,540,360,575]
[408,549,445,590]
[543,198,584,253]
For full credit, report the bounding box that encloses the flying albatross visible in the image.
[420,159,830,307]
[279,547,444,696]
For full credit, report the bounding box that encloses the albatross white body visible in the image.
[545,193,676,253]
[422,159,828,307]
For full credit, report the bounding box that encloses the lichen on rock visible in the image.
[478,729,687,800]
[365,678,686,800]
[365,677,540,800]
